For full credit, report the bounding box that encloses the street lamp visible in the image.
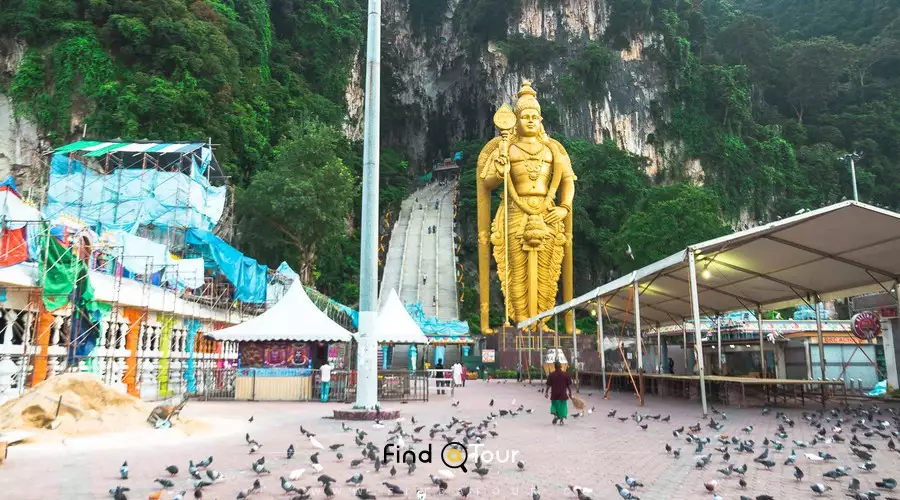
[839,152,862,202]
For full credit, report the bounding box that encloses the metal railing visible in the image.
[191,368,431,403]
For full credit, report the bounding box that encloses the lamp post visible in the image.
[355,0,382,410]
[839,152,862,202]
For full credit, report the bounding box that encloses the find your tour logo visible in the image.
[383,442,469,472]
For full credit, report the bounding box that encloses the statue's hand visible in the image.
[493,155,510,177]
[544,206,568,225]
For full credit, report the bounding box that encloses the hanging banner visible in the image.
[851,311,882,340]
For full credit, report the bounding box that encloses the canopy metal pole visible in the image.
[598,300,606,394]
[656,322,662,373]
[633,280,644,405]
[573,310,579,387]
[687,251,708,416]
[757,306,766,378]
[814,296,827,407]
[682,320,688,371]
[538,319,544,383]
[716,315,722,374]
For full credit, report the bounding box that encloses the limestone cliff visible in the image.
[0,38,44,195]
[345,0,670,174]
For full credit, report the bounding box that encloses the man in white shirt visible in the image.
[320,360,333,402]
[451,361,463,388]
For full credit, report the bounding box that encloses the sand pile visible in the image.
[0,373,182,437]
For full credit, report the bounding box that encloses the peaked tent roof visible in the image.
[519,201,900,330]
[208,281,353,342]
[374,289,429,344]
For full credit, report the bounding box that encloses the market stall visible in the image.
[208,281,353,400]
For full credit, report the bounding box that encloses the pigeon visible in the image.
[383,482,404,495]
[287,444,295,459]
[318,474,337,485]
[309,436,325,450]
[196,456,213,468]
[155,479,174,489]
[389,465,396,477]
[625,244,634,260]
[875,478,896,490]
[165,465,179,476]
[472,467,489,479]
[252,460,269,475]
[280,477,298,493]
[794,466,804,481]
[529,485,538,500]
[347,473,364,485]
[615,484,638,499]
[704,480,717,492]
[517,460,526,471]
[119,461,128,480]
[109,487,130,500]
[625,475,644,488]
[289,469,306,481]
[206,469,221,482]
[810,484,832,495]
[248,415,254,422]
[355,488,376,500]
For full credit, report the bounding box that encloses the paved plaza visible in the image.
[1,380,898,500]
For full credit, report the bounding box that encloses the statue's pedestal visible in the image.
[333,407,401,421]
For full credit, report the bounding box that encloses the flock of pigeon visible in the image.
[107,397,542,500]
[102,382,899,500]
[645,404,900,500]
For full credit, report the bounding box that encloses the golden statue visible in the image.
[476,81,576,333]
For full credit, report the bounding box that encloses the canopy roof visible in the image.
[209,281,353,342]
[519,201,900,329]
[374,289,429,344]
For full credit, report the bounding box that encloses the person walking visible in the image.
[544,360,572,425]
[668,357,675,375]
[422,273,427,285]
[320,359,333,403]
[435,358,446,395]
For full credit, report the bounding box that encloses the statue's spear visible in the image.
[492,104,516,330]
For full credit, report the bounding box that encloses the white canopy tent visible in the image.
[373,289,429,344]
[208,281,353,342]
[517,201,900,415]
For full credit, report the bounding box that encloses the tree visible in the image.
[237,123,358,284]
[612,184,731,269]
[777,37,857,122]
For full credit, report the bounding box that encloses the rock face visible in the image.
[0,38,44,195]
[346,0,668,172]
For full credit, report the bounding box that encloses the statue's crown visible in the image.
[514,80,541,115]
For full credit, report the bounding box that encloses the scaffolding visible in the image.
[0,138,358,400]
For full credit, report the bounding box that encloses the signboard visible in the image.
[851,312,882,340]
[481,349,496,363]
[880,307,898,319]
[810,336,866,345]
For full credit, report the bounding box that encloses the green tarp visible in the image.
[38,232,111,319]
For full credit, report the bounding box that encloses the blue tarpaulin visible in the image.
[186,229,268,303]
[405,302,470,335]
[46,154,226,231]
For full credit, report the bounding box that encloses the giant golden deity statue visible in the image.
[476,81,575,334]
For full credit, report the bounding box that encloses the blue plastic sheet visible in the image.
[184,318,201,392]
[867,380,888,397]
[405,302,470,335]
[186,229,268,303]
[45,154,226,231]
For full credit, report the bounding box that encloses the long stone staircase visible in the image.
[379,182,460,368]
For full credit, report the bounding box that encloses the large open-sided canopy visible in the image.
[519,201,900,329]
[373,289,429,344]
[209,281,353,342]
